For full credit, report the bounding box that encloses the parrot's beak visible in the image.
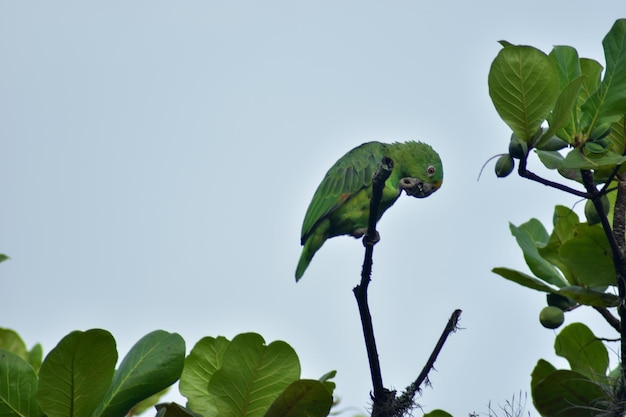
[399,177,442,198]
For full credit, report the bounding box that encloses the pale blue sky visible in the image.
[2,2,624,415]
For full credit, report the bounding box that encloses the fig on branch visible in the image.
[495,154,515,177]
[508,134,528,159]
[539,306,564,329]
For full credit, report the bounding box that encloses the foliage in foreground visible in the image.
[0,327,335,417]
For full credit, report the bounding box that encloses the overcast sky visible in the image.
[2,2,624,416]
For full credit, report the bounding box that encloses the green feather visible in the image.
[296,141,442,281]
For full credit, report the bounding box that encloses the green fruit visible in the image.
[508,134,528,159]
[584,195,610,225]
[539,306,564,329]
[495,154,514,178]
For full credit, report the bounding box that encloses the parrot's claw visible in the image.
[362,231,380,247]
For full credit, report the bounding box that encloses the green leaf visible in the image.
[532,370,606,417]
[559,224,615,287]
[0,329,28,361]
[536,150,564,169]
[27,344,43,374]
[0,349,43,417]
[423,410,454,417]
[509,222,567,287]
[550,45,582,88]
[530,359,557,391]
[94,330,185,417]
[539,77,584,146]
[488,45,560,141]
[492,267,557,293]
[538,206,579,284]
[561,147,626,170]
[582,19,626,133]
[127,387,170,416]
[38,329,117,417]
[208,333,301,417]
[179,336,230,416]
[264,380,333,417]
[554,323,609,382]
[557,286,619,307]
[0,254,8,263]
[579,58,603,106]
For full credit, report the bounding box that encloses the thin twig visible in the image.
[593,306,621,333]
[517,155,590,199]
[394,309,463,414]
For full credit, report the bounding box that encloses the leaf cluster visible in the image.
[0,328,335,417]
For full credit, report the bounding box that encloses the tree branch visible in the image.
[394,309,463,415]
[353,156,394,406]
[517,155,590,199]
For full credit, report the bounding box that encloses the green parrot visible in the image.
[296,141,443,281]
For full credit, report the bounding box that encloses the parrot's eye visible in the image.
[427,166,436,176]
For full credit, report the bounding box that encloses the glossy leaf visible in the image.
[554,323,608,382]
[0,349,43,417]
[179,336,230,416]
[0,329,28,361]
[558,286,619,307]
[509,221,567,287]
[264,380,333,417]
[536,150,564,169]
[489,45,560,141]
[208,333,300,417]
[530,359,557,391]
[532,370,606,417]
[38,329,117,417]
[94,330,185,417]
[559,224,615,287]
[581,19,626,133]
[423,410,453,417]
[539,77,583,146]
[492,267,556,292]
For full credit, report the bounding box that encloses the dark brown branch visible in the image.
[353,156,394,405]
[517,155,590,199]
[593,306,621,333]
[394,309,463,415]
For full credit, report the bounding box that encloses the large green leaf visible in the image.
[539,77,583,146]
[264,380,333,417]
[489,45,560,141]
[179,336,230,416]
[581,19,626,133]
[492,267,556,293]
[530,359,557,391]
[550,45,582,88]
[559,224,615,287]
[0,349,43,417]
[207,333,300,417]
[0,329,28,362]
[561,147,626,170]
[557,286,619,307]
[532,370,606,417]
[94,330,185,417]
[38,329,117,417]
[538,206,579,284]
[554,323,608,382]
[509,221,567,287]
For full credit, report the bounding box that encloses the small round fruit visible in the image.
[495,154,514,178]
[508,135,528,159]
[539,306,564,329]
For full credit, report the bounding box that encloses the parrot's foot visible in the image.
[362,231,380,247]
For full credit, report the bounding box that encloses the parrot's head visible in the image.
[395,141,443,199]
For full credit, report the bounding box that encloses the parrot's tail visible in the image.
[295,249,312,282]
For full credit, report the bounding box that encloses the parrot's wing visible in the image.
[300,142,387,244]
